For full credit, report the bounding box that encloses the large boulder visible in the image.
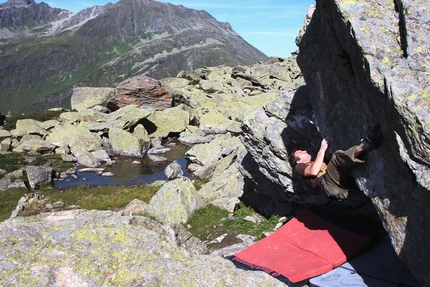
[11,119,50,137]
[0,169,26,191]
[199,110,241,135]
[111,75,173,111]
[70,146,102,167]
[25,165,53,189]
[197,163,244,212]
[46,124,102,152]
[178,125,215,145]
[239,90,346,217]
[145,178,203,224]
[186,133,244,179]
[295,0,430,284]
[0,129,11,141]
[87,105,155,132]
[0,138,12,153]
[71,87,115,112]
[109,127,145,158]
[146,105,190,138]
[0,210,285,286]
[13,137,55,154]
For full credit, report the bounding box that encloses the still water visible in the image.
[54,142,192,189]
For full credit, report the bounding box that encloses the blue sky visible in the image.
[1,0,315,58]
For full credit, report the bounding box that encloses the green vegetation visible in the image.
[0,184,160,222]
[116,42,133,54]
[0,187,28,222]
[43,184,159,211]
[186,203,283,249]
[141,32,153,40]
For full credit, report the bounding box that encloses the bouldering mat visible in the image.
[230,208,372,286]
[309,236,422,287]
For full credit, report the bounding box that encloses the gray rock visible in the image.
[58,111,81,123]
[197,164,244,212]
[0,129,11,141]
[14,138,55,154]
[147,154,167,162]
[295,0,430,284]
[0,210,286,286]
[132,124,151,151]
[87,105,155,132]
[178,125,215,144]
[199,110,242,134]
[119,199,147,216]
[46,123,102,152]
[39,119,61,130]
[186,133,243,179]
[12,119,50,137]
[0,169,26,191]
[145,177,203,224]
[164,160,183,180]
[26,165,53,189]
[0,138,12,153]
[147,105,190,138]
[163,222,210,255]
[10,196,27,218]
[109,127,144,157]
[71,146,101,167]
[91,149,114,165]
[71,87,115,112]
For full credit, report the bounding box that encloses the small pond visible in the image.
[54,141,192,189]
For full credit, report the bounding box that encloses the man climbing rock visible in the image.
[289,125,384,199]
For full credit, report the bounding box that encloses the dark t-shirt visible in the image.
[295,162,324,191]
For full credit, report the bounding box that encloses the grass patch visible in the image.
[41,184,159,211]
[0,184,161,223]
[186,203,282,249]
[0,187,28,222]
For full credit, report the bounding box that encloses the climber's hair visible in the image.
[288,151,299,169]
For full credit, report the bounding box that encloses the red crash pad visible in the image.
[231,209,372,286]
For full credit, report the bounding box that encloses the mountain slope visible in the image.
[0,0,268,113]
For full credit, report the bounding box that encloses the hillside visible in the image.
[0,0,267,113]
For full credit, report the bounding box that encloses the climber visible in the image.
[289,125,384,199]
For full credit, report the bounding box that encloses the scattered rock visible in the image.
[119,199,147,216]
[71,87,115,112]
[112,75,173,111]
[145,177,203,224]
[25,165,53,190]
[164,161,183,180]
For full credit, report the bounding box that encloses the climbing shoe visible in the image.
[363,124,384,149]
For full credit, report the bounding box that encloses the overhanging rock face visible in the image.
[296,0,430,285]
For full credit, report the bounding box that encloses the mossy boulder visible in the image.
[145,177,203,224]
[109,127,145,158]
[147,105,190,138]
[0,209,285,286]
[71,87,115,112]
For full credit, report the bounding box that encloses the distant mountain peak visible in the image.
[0,0,35,9]
[0,0,268,113]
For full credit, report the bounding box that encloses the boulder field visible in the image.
[0,0,429,285]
